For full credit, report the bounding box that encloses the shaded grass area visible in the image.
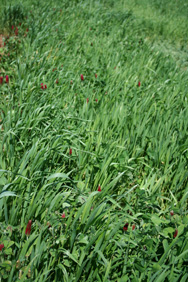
[0,0,188,281]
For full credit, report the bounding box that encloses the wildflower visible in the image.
[95,73,97,78]
[132,224,136,230]
[0,244,4,251]
[86,98,89,104]
[174,229,178,238]
[41,83,47,89]
[19,23,22,26]
[170,210,174,216]
[61,213,66,218]
[11,25,14,30]
[5,75,9,83]
[0,76,3,84]
[80,74,84,81]
[123,223,129,231]
[98,185,101,192]
[25,220,32,236]
[26,28,29,32]
[69,148,72,155]
[95,99,98,102]
[138,81,141,87]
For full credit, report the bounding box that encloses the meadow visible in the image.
[0,0,188,281]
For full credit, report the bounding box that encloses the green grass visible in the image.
[0,0,188,281]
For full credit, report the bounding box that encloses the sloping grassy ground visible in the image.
[0,0,188,281]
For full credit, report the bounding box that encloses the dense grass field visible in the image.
[0,0,188,281]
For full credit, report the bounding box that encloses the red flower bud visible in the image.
[95,99,98,102]
[0,76,3,84]
[98,185,101,192]
[5,75,9,83]
[138,81,141,87]
[11,25,14,30]
[80,74,84,81]
[41,83,47,89]
[0,244,4,251]
[86,98,89,104]
[61,213,66,218]
[95,73,97,78]
[170,210,174,216]
[69,148,72,155]
[123,223,129,231]
[174,229,178,238]
[132,224,136,230]
[25,220,32,236]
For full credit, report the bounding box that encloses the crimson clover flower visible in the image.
[86,98,89,104]
[98,185,101,192]
[132,224,136,230]
[25,220,32,236]
[0,244,4,251]
[69,148,72,155]
[61,213,66,218]
[0,76,3,84]
[138,81,141,87]
[123,223,129,231]
[41,83,47,90]
[170,210,174,216]
[174,229,178,238]
[80,74,84,81]
[5,75,9,83]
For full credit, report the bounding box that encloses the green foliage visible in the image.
[0,0,188,281]
[1,3,26,32]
